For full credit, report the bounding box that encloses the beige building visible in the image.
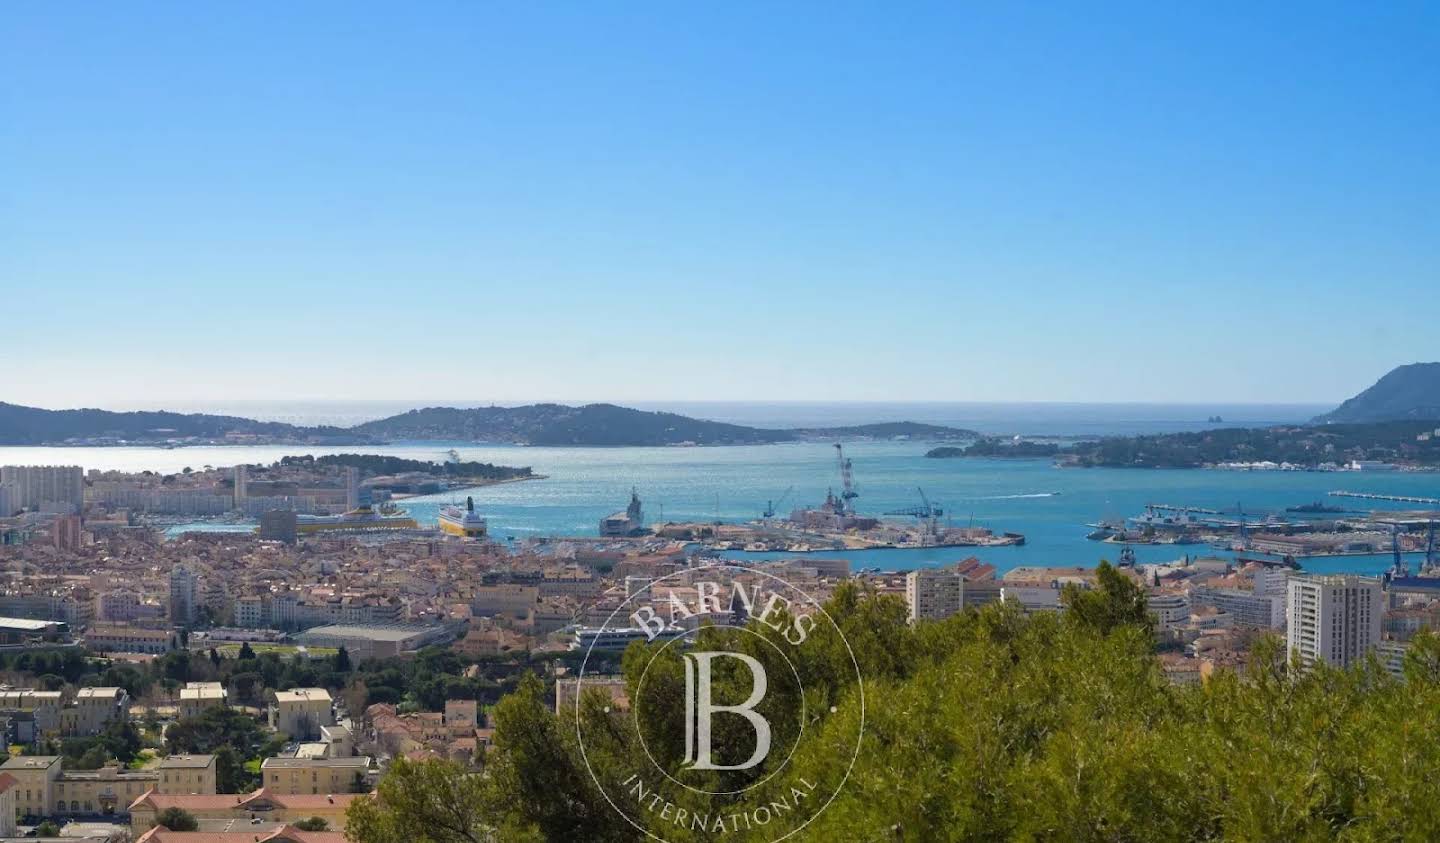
[1287,574,1385,668]
[0,772,15,836]
[84,623,178,655]
[61,686,130,736]
[129,789,362,833]
[269,688,334,739]
[2,753,214,820]
[157,754,217,795]
[906,567,963,622]
[0,687,63,735]
[260,756,371,795]
[178,681,228,719]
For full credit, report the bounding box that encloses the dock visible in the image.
[1328,491,1440,506]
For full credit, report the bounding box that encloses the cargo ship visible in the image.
[439,496,488,538]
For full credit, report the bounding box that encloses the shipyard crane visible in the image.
[834,443,858,516]
[884,488,945,537]
[1421,521,1439,576]
[762,486,795,520]
[1391,523,1411,580]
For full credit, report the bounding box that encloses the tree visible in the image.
[345,757,506,843]
[293,816,329,831]
[335,646,352,673]
[238,641,256,660]
[155,807,199,831]
[1061,559,1153,637]
[35,820,60,836]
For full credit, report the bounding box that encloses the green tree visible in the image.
[346,757,508,843]
[293,816,329,831]
[1061,559,1153,636]
[155,806,199,831]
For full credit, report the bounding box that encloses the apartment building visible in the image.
[0,466,84,512]
[1286,574,1384,668]
[178,682,227,719]
[61,687,130,737]
[260,756,371,795]
[270,688,334,739]
[129,789,360,833]
[905,567,963,622]
[156,754,217,795]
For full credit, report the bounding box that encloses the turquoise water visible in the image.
[5,409,1434,575]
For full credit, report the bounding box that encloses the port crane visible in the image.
[885,487,945,537]
[834,443,858,517]
[762,486,795,520]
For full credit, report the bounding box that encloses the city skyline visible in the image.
[5,3,1438,405]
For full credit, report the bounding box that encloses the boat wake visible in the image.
[962,492,1062,500]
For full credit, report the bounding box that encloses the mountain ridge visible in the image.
[0,401,980,447]
[1314,363,1440,424]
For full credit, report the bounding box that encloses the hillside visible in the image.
[1065,420,1440,468]
[352,404,980,446]
[1316,362,1440,423]
[0,402,372,446]
[0,400,982,448]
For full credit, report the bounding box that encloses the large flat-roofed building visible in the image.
[260,756,371,795]
[1286,574,1384,668]
[292,623,456,661]
[0,616,67,645]
[270,688,334,740]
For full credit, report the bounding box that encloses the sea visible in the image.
[7,401,1436,576]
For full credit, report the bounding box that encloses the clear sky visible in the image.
[3,2,1437,408]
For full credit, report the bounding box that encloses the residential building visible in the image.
[270,688,334,739]
[1286,574,1384,668]
[260,510,299,544]
[170,564,198,625]
[905,567,962,622]
[0,465,84,512]
[61,687,130,737]
[178,682,227,719]
[156,755,217,795]
[1189,587,1286,629]
[260,756,371,795]
[1148,592,1191,631]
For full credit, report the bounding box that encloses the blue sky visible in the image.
[3,2,1437,408]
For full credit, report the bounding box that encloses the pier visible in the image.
[1328,491,1440,506]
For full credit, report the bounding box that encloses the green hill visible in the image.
[1316,362,1440,423]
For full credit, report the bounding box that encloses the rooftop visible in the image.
[158,754,216,769]
[262,755,371,769]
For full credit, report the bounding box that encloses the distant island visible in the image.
[0,400,979,448]
[927,439,1064,459]
[277,453,534,483]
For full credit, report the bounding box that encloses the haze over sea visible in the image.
[6,400,1433,576]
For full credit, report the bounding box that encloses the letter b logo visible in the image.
[682,651,771,771]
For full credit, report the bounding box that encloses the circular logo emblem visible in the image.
[572,563,865,842]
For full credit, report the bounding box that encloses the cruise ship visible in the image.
[439,496,488,538]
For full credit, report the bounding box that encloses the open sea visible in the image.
[7,401,1435,576]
